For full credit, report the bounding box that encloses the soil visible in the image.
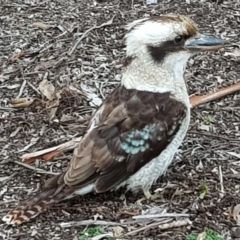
[0,0,240,239]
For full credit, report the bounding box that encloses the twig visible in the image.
[13,161,59,175]
[0,200,16,205]
[26,81,41,95]
[190,82,240,108]
[0,106,16,112]
[132,213,190,219]
[16,80,26,99]
[60,219,121,228]
[120,218,191,237]
[68,16,115,56]
[118,210,139,216]
[121,221,166,237]
[89,233,113,240]
[221,106,240,111]
[158,218,191,230]
[218,165,225,198]
[20,137,82,163]
[16,62,26,99]
[225,174,240,179]
[188,130,240,142]
[0,173,18,188]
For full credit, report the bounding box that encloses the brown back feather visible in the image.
[65,86,187,192]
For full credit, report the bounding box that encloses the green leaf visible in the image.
[187,233,198,240]
[202,116,214,125]
[186,228,224,240]
[79,227,105,240]
[198,183,209,199]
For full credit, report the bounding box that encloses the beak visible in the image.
[185,34,229,52]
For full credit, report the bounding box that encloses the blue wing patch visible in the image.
[120,124,162,155]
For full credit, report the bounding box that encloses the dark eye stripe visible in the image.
[147,41,183,62]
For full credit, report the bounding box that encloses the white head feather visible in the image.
[121,14,199,100]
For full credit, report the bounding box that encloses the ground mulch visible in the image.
[0,0,240,239]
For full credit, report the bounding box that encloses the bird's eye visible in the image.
[174,35,184,44]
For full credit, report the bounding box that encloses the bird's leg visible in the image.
[136,189,162,205]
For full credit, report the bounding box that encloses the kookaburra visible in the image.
[2,14,226,225]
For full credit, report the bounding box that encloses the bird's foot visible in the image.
[136,190,161,205]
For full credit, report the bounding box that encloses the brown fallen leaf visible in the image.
[42,150,61,162]
[32,22,52,30]
[224,48,240,59]
[46,91,61,120]
[21,137,82,163]
[233,204,240,225]
[112,226,124,238]
[7,52,26,64]
[10,97,34,108]
[34,60,57,71]
[39,79,55,101]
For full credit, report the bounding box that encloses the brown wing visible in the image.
[63,86,187,193]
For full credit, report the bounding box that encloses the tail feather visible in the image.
[2,186,73,225]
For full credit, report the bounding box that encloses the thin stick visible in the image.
[121,221,168,237]
[60,219,121,228]
[26,81,41,95]
[190,82,240,107]
[15,61,27,99]
[158,218,191,230]
[16,80,26,99]
[121,218,191,237]
[20,137,82,163]
[13,161,59,175]
[133,213,190,219]
[68,16,114,56]
[188,130,240,142]
[0,106,16,111]
[218,165,225,198]
[89,233,113,240]
[0,173,18,188]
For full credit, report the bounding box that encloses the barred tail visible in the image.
[2,185,73,225]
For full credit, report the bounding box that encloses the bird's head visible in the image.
[122,14,227,95]
[124,14,226,65]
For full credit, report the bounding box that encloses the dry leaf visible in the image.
[72,235,78,240]
[34,60,57,71]
[112,226,124,237]
[18,137,39,153]
[20,137,82,163]
[233,204,240,225]
[39,79,55,100]
[197,231,207,240]
[10,97,34,108]
[8,51,26,64]
[146,0,158,4]
[46,91,61,120]
[10,127,22,137]
[89,233,113,240]
[0,176,11,182]
[32,22,52,30]
[80,83,102,106]
[224,48,240,58]
[227,152,240,159]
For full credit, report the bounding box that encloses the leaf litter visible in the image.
[0,0,240,239]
